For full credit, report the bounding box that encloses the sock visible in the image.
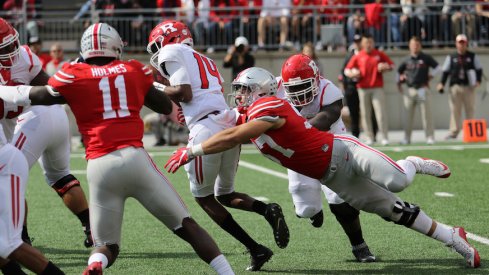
[1,260,27,275]
[76,209,90,226]
[409,211,452,243]
[40,262,64,275]
[397,159,416,184]
[251,200,267,216]
[88,253,108,268]
[209,254,234,275]
[221,214,259,250]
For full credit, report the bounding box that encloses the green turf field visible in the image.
[24,143,489,274]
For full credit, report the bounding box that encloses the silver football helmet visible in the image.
[80,23,124,60]
[231,67,277,108]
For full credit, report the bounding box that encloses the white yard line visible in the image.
[238,160,489,247]
[480,158,489,164]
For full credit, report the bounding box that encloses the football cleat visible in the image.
[309,210,324,228]
[83,261,103,275]
[448,227,480,268]
[264,203,289,249]
[83,225,93,248]
[246,245,273,271]
[406,156,451,178]
[352,242,376,263]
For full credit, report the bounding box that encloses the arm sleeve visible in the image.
[344,55,357,70]
[164,60,191,86]
[380,51,394,66]
[474,54,483,82]
[397,60,406,74]
[440,55,451,84]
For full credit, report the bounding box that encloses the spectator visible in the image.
[346,0,367,44]
[291,0,316,50]
[386,0,402,47]
[365,0,386,46]
[45,43,68,76]
[223,36,255,80]
[397,36,439,145]
[448,0,476,44]
[194,0,211,46]
[257,0,291,50]
[344,34,394,146]
[27,37,51,70]
[208,0,238,52]
[302,42,323,75]
[437,34,483,140]
[476,0,489,45]
[400,0,426,45]
[425,0,451,47]
[235,0,261,45]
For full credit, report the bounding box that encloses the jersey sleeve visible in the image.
[247,97,285,122]
[128,60,154,92]
[20,46,42,76]
[48,63,76,93]
[318,80,343,107]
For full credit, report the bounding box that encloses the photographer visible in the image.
[223,36,255,80]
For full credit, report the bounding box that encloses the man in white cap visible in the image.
[437,34,483,140]
[223,36,255,80]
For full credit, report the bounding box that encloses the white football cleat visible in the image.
[406,156,451,178]
[447,227,481,268]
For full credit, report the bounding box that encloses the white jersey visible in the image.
[158,43,229,129]
[277,76,346,134]
[0,46,44,140]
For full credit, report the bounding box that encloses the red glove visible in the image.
[165,147,193,173]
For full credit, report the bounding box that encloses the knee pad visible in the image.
[329,202,360,223]
[52,174,80,197]
[384,201,420,227]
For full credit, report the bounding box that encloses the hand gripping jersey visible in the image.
[157,43,228,128]
[48,59,154,159]
[247,97,334,179]
[277,76,346,134]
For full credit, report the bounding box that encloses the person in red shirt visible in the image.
[0,23,235,275]
[164,67,480,269]
[344,34,393,145]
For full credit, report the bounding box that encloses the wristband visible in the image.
[190,143,204,157]
[153,81,167,92]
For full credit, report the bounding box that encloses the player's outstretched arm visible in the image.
[0,85,65,106]
[144,86,173,115]
[165,119,278,173]
[308,99,343,131]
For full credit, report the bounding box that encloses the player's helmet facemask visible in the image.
[0,18,20,69]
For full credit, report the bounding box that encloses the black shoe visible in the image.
[352,242,376,263]
[154,138,166,147]
[83,225,93,248]
[310,210,324,228]
[264,203,289,249]
[246,245,273,271]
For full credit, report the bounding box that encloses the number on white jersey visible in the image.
[192,52,223,92]
[99,75,129,119]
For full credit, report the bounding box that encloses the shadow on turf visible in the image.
[262,258,486,274]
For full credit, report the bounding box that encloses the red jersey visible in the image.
[345,48,394,89]
[48,59,154,159]
[246,97,334,179]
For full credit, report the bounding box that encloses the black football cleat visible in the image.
[310,210,324,228]
[83,225,93,248]
[246,245,273,271]
[264,203,289,249]
[352,242,376,263]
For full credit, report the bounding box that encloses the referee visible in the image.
[397,36,439,145]
[437,34,483,140]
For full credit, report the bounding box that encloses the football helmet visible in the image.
[281,54,320,107]
[0,18,20,69]
[147,20,193,69]
[80,23,124,60]
[232,67,277,108]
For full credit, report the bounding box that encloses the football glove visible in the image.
[165,147,194,173]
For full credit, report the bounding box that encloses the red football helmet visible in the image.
[147,20,193,69]
[0,18,20,69]
[281,54,320,106]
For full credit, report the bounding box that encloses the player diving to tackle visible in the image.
[164,67,480,269]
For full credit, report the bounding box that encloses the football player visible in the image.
[277,53,375,262]
[147,20,289,271]
[0,23,234,275]
[0,18,92,247]
[0,122,64,274]
[165,67,480,269]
